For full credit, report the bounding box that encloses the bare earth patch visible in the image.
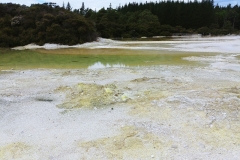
[0,64,240,159]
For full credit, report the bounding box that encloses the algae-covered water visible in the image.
[0,48,204,70]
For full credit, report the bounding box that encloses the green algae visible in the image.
[0,48,202,70]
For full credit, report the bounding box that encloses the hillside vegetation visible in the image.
[0,3,97,47]
[0,1,240,47]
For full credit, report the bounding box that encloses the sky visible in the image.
[1,0,239,10]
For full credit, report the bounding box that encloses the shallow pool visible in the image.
[0,48,205,70]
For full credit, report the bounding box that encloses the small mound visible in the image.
[56,83,130,109]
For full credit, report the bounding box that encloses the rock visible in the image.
[121,94,129,102]
[104,87,113,94]
[171,145,178,149]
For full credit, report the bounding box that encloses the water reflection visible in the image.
[88,62,127,69]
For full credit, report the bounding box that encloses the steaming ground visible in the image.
[1,36,240,159]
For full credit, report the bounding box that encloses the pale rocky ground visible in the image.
[0,63,240,159]
[1,36,240,159]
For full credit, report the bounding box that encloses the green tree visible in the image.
[80,2,85,15]
[66,2,72,11]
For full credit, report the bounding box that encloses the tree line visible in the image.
[0,2,97,47]
[0,1,240,47]
[84,0,240,38]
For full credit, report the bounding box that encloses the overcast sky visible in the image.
[1,0,239,10]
